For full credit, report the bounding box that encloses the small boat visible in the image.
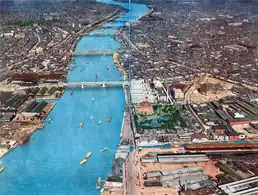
[85,152,92,158]
[48,118,52,123]
[96,74,98,79]
[70,91,73,95]
[80,159,87,165]
[96,182,100,190]
[0,167,4,173]
[80,122,84,128]
[98,121,102,125]
[96,177,101,189]
[100,148,108,152]
[108,117,112,123]
[92,98,94,102]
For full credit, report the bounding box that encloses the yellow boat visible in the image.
[96,177,101,189]
[85,152,92,158]
[80,159,87,165]
[0,167,4,173]
[100,148,108,152]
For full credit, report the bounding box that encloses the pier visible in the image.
[61,81,129,88]
[73,50,114,56]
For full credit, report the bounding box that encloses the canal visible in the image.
[0,1,149,195]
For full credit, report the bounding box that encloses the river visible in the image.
[0,1,149,195]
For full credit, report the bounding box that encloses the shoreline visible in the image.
[0,103,56,159]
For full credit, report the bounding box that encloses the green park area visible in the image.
[134,104,187,132]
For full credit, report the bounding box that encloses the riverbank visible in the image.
[0,102,55,159]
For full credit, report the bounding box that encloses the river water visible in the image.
[0,1,149,195]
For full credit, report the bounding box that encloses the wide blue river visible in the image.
[0,1,148,195]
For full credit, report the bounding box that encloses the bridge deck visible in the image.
[62,81,129,87]
[73,50,114,55]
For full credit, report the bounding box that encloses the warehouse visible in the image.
[22,101,48,116]
[219,176,258,195]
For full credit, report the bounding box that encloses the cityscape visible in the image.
[1,0,258,195]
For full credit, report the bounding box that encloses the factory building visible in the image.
[219,176,258,195]
[22,101,48,117]
[209,125,245,141]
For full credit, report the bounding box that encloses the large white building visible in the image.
[130,79,157,104]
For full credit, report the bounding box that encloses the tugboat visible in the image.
[80,159,87,165]
[80,122,84,128]
[108,117,112,123]
[98,121,102,125]
[100,148,108,152]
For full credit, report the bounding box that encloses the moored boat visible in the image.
[96,177,101,189]
[96,182,100,190]
[85,152,92,158]
[80,159,87,165]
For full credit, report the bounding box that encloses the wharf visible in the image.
[43,102,56,120]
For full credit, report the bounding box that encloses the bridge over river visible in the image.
[73,50,114,56]
[61,81,129,88]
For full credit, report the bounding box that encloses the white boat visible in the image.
[98,121,102,125]
[100,148,108,152]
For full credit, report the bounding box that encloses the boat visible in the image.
[19,135,30,145]
[96,177,101,189]
[96,182,100,190]
[85,152,92,158]
[98,121,102,125]
[80,159,87,165]
[48,118,52,123]
[70,91,73,95]
[108,117,112,123]
[80,122,84,128]
[100,148,108,152]
[0,167,4,173]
